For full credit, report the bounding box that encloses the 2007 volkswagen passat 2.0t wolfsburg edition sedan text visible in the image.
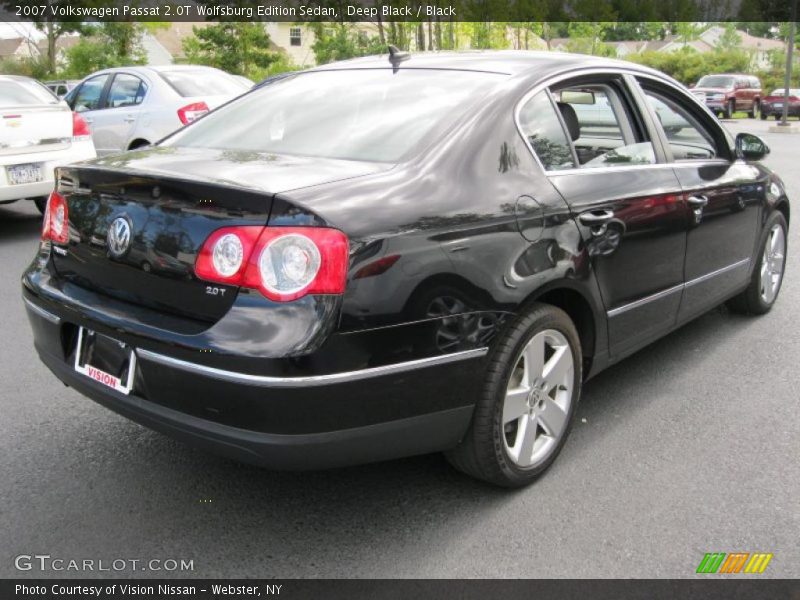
[22,51,790,487]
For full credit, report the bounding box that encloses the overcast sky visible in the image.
[0,21,42,40]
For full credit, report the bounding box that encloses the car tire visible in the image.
[445,303,582,487]
[33,196,48,214]
[727,211,788,315]
[748,101,760,119]
[724,99,735,119]
[760,111,768,120]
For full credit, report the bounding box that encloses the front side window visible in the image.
[518,91,575,171]
[165,69,503,163]
[643,90,718,160]
[73,74,109,112]
[552,83,656,169]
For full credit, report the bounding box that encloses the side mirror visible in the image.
[735,132,770,161]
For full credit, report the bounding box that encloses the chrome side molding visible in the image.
[137,347,489,388]
[607,258,750,318]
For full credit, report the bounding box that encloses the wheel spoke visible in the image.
[503,387,530,425]
[538,398,568,438]
[542,344,571,390]
[523,334,545,386]
[512,415,537,467]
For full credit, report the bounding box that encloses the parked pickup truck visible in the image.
[690,74,762,119]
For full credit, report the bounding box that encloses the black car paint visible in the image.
[22,52,790,469]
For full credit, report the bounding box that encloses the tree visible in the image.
[64,23,147,78]
[0,0,123,75]
[308,24,384,64]
[183,23,278,78]
[715,23,743,51]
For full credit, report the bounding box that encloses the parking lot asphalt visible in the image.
[1,118,797,579]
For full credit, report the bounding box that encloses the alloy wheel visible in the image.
[760,223,786,304]
[502,329,574,468]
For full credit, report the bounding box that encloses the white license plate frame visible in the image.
[6,162,44,186]
[74,327,137,395]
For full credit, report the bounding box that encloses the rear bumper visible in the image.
[23,284,487,469]
[36,344,474,469]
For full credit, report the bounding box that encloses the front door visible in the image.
[519,74,690,358]
[637,80,762,324]
[68,73,110,152]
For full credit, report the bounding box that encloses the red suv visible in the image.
[691,74,762,119]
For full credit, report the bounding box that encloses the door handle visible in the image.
[687,195,709,207]
[124,116,136,123]
[579,209,615,236]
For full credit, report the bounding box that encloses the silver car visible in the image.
[64,65,251,156]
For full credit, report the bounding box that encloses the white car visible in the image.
[64,65,251,156]
[1,75,96,212]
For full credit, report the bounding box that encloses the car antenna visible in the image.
[388,45,410,72]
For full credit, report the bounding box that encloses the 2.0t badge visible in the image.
[107,216,131,258]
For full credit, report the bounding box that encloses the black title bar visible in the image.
[1,0,798,23]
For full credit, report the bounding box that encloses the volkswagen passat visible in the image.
[22,52,789,486]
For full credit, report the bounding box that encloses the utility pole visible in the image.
[779,0,797,126]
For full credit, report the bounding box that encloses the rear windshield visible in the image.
[697,76,734,89]
[771,89,800,96]
[0,79,59,107]
[164,69,503,162]
[158,69,248,97]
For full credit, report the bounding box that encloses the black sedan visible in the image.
[23,51,790,487]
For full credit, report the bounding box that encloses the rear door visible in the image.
[520,73,689,358]
[635,77,761,324]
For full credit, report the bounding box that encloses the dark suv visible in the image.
[691,74,762,119]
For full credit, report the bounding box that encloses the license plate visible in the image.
[774,103,783,109]
[6,163,43,185]
[74,327,137,395]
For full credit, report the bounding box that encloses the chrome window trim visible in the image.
[607,258,751,318]
[23,297,61,324]
[138,347,489,388]
[514,66,730,176]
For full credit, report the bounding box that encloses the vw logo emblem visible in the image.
[107,217,132,257]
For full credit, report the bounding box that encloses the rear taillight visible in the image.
[72,112,91,139]
[177,102,209,125]
[196,226,348,302]
[41,191,69,244]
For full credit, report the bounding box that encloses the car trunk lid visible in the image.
[0,104,72,157]
[51,147,387,324]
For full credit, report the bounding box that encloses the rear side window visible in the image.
[165,69,504,163]
[107,74,147,108]
[518,91,575,171]
[643,90,718,160]
[158,70,247,97]
[0,79,59,107]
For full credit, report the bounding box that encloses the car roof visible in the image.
[310,50,666,79]
[0,74,35,82]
